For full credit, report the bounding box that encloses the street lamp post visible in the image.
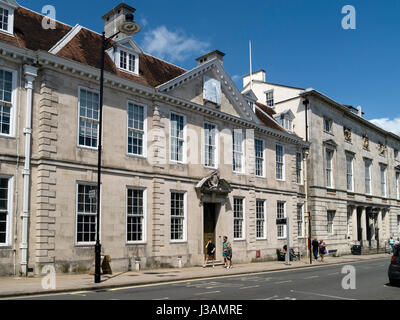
[94,14,141,284]
[302,98,312,265]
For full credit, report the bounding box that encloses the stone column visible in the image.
[377,209,383,241]
[360,207,368,246]
[370,212,376,241]
[352,206,358,242]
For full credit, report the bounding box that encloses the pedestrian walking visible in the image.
[226,243,233,269]
[222,236,231,268]
[312,238,319,262]
[395,238,400,246]
[389,236,395,254]
[319,240,327,262]
[203,239,216,268]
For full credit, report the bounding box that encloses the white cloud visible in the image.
[140,17,148,27]
[231,75,241,82]
[141,26,210,62]
[370,117,400,135]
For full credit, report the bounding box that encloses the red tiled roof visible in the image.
[56,28,186,87]
[0,7,186,88]
[256,102,276,117]
[0,7,72,51]
[255,108,286,133]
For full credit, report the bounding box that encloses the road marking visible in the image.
[328,272,339,276]
[194,291,221,296]
[304,276,319,280]
[5,257,389,299]
[239,285,260,290]
[275,280,293,284]
[259,295,279,300]
[153,297,170,300]
[69,291,89,295]
[290,290,356,300]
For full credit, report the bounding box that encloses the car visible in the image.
[388,245,400,286]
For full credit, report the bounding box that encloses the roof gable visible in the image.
[157,59,261,124]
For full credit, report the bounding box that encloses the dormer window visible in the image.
[119,50,136,73]
[108,42,141,76]
[274,110,295,133]
[0,3,14,35]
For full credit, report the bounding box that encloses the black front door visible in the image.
[204,203,216,258]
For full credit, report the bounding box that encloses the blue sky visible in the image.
[19,0,400,132]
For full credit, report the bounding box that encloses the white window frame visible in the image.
[169,112,187,164]
[0,67,17,138]
[127,101,147,158]
[276,144,285,181]
[326,149,334,189]
[265,90,274,107]
[297,204,305,238]
[0,5,14,36]
[75,182,101,246]
[170,191,187,243]
[0,176,13,247]
[255,138,265,178]
[116,48,139,75]
[203,122,218,169]
[126,187,147,245]
[77,87,100,150]
[380,165,387,198]
[233,197,246,241]
[277,201,287,240]
[346,154,354,192]
[327,211,335,235]
[256,199,267,240]
[232,129,245,174]
[365,160,372,195]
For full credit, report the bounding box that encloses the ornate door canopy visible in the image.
[195,171,232,196]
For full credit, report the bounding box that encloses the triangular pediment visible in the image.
[116,38,143,54]
[323,139,338,148]
[157,59,261,124]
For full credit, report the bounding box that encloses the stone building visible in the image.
[0,2,308,276]
[243,70,400,255]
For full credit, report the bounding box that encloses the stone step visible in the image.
[199,261,225,268]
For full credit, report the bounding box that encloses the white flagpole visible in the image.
[249,40,253,90]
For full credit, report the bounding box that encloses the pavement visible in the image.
[0,253,391,299]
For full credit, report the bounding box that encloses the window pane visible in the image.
[171,114,185,162]
[276,145,284,180]
[79,89,99,148]
[76,184,97,243]
[204,123,217,167]
[171,193,184,240]
[255,139,264,177]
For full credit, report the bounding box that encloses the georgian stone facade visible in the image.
[0,4,308,275]
[243,70,400,255]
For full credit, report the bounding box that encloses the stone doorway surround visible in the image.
[195,171,232,259]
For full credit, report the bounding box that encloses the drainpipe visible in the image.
[20,65,38,276]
